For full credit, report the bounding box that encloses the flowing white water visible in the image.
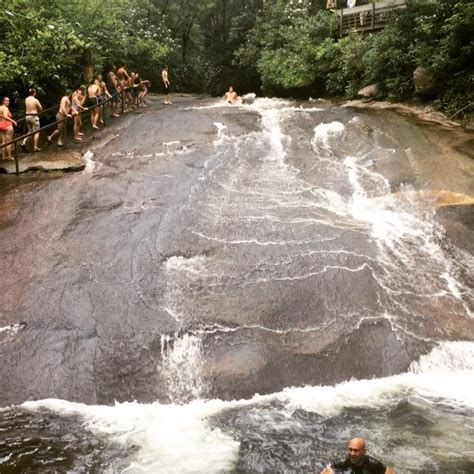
[83,150,99,173]
[7,97,472,473]
[159,332,207,404]
[22,342,474,473]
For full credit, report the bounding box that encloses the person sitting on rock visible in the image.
[223,86,241,104]
[320,437,394,474]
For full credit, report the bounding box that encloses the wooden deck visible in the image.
[336,0,407,35]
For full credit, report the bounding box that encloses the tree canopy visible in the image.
[1,0,472,114]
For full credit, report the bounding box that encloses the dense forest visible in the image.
[0,0,472,116]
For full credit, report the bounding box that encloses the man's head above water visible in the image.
[346,437,367,466]
[319,437,394,474]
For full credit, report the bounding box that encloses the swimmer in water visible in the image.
[320,437,394,474]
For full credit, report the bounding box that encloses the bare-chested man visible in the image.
[107,65,120,117]
[223,85,240,104]
[95,74,111,125]
[21,88,43,152]
[161,66,172,105]
[86,80,101,129]
[47,90,72,147]
[320,438,394,474]
[117,64,132,111]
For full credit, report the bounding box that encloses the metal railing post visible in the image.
[14,142,19,175]
[371,2,375,30]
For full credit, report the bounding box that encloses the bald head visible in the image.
[347,438,367,466]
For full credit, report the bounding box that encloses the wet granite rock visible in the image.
[0,150,85,174]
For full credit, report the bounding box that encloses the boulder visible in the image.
[413,66,437,96]
[0,150,86,174]
[358,84,378,98]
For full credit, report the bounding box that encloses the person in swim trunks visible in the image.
[20,88,43,152]
[107,65,120,117]
[71,85,87,142]
[136,74,151,107]
[47,90,72,147]
[117,64,132,112]
[320,438,394,474]
[161,66,171,104]
[86,80,101,129]
[95,74,111,125]
[127,73,139,109]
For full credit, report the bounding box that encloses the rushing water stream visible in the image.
[0,97,473,472]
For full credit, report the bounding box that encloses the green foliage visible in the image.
[235,3,337,93]
[0,0,172,106]
[315,34,368,97]
[363,0,474,110]
[1,0,472,115]
[235,0,472,112]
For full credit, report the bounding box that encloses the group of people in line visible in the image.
[0,63,156,160]
[1,63,253,161]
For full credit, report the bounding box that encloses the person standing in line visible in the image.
[86,80,101,129]
[137,74,151,108]
[0,97,17,160]
[95,74,111,125]
[127,72,138,110]
[20,89,42,152]
[107,65,121,117]
[320,437,394,474]
[117,64,132,112]
[71,86,87,142]
[161,66,172,105]
[47,90,72,147]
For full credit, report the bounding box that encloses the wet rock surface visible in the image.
[0,95,472,405]
[0,150,85,174]
[342,99,463,128]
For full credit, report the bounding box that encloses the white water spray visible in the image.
[159,333,207,404]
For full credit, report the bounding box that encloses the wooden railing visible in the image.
[337,0,407,35]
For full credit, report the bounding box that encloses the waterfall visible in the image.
[159,333,207,404]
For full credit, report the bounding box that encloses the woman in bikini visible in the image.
[0,97,17,161]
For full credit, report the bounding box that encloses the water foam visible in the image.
[159,333,207,404]
[82,150,98,173]
[312,121,345,153]
[22,399,240,474]
[20,342,474,473]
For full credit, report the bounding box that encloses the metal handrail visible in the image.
[1,88,138,174]
[15,103,60,126]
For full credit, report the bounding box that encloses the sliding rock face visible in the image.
[0,95,472,406]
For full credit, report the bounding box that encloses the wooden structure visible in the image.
[336,0,407,35]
